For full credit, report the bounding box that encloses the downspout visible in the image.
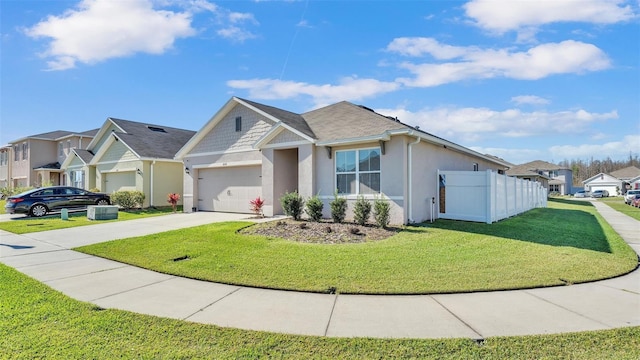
[150,160,156,207]
[407,135,421,223]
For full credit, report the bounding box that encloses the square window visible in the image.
[335,148,381,195]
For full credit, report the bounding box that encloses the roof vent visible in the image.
[147,126,167,133]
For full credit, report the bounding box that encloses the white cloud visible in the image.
[217,26,257,42]
[463,0,636,33]
[24,0,196,70]
[390,38,610,87]
[227,77,400,106]
[511,95,550,105]
[373,105,618,143]
[549,135,640,159]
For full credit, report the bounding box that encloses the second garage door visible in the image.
[198,166,262,213]
[105,171,136,194]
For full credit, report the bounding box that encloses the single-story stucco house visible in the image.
[175,97,511,224]
[61,118,195,207]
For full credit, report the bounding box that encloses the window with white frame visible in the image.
[22,143,28,160]
[0,151,6,166]
[14,145,19,161]
[336,148,381,195]
[70,170,84,188]
[58,142,64,156]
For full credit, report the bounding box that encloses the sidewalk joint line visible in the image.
[90,276,176,302]
[523,290,612,328]
[183,286,243,320]
[323,293,339,336]
[429,295,484,340]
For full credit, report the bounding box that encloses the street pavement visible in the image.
[1,204,638,339]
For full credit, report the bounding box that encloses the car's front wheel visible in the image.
[29,204,48,217]
[96,199,110,205]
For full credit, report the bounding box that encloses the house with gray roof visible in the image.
[1,129,97,188]
[583,166,640,196]
[506,160,573,195]
[176,97,511,224]
[61,118,195,207]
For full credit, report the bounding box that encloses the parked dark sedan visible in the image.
[4,186,111,217]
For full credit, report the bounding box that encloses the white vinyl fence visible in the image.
[437,170,547,224]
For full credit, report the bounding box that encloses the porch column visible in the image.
[261,149,275,217]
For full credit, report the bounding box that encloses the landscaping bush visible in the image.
[0,186,32,199]
[373,197,391,228]
[305,194,324,222]
[111,190,145,210]
[353,195,372,225]
[280,191,304,220]
[330,191,347,223]
[249,196,265,217]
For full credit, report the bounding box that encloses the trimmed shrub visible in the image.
[305,194,324,222]
[280,191,304,221]
[330,192,347,224]
[111,190,145,210]
[0,186,33,199]
[373,197,391,228]
[353,195,372,226]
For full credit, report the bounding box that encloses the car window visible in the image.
[37,189,56,196]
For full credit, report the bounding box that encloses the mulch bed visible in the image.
[239,219,401,244]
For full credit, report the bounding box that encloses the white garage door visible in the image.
[105,171,136,194]
[198,166,262,213]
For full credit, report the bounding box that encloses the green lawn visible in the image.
[2,264,638,359]
[0,206,182,234]
[0,199,5,214]
[599,196,640,221]
[76,199,638,294]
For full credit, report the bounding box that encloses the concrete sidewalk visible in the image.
[1,206,638,339]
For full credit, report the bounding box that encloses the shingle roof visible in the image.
[610,166,640,180]
[505,163,551,179]
[517,160,568,171]
[238,98,316,139]
[109,118,196,159]
[74,149,95,164]
[301,101,407,142]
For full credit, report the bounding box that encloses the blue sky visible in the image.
[1,0,638,164]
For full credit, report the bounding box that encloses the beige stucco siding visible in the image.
[147,161,184,207]
[314,138,406,224]
[190,106,273,154]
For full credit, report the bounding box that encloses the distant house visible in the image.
[610,166,640,193]
[175,97,512,224]
[583,173,622,196]
[506,160,572,195]
[0,130,97,188]
[61,118,195,207]
[583,166,640,196]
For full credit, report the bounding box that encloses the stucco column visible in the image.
[261,149,275,217]
[182,166,194,213]
[297,144,314,199]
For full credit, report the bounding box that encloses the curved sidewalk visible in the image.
[1,205,638,339]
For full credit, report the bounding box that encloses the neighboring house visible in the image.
[61,118,195,207]
[610,166,640,193]
[1,130,97,188]
[505,163,551,191]
[175,97,511,224]
[507,160,572,195]
[0,145,11,188]
[583,173,622,196]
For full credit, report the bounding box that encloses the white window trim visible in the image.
[335,147,381,195]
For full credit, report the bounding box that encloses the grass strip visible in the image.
[1,264,638,359]
[598,197,640,221]
[76,199,638,294]
[0,206,181,234]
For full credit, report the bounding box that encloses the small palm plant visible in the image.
[167,193,180,213]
